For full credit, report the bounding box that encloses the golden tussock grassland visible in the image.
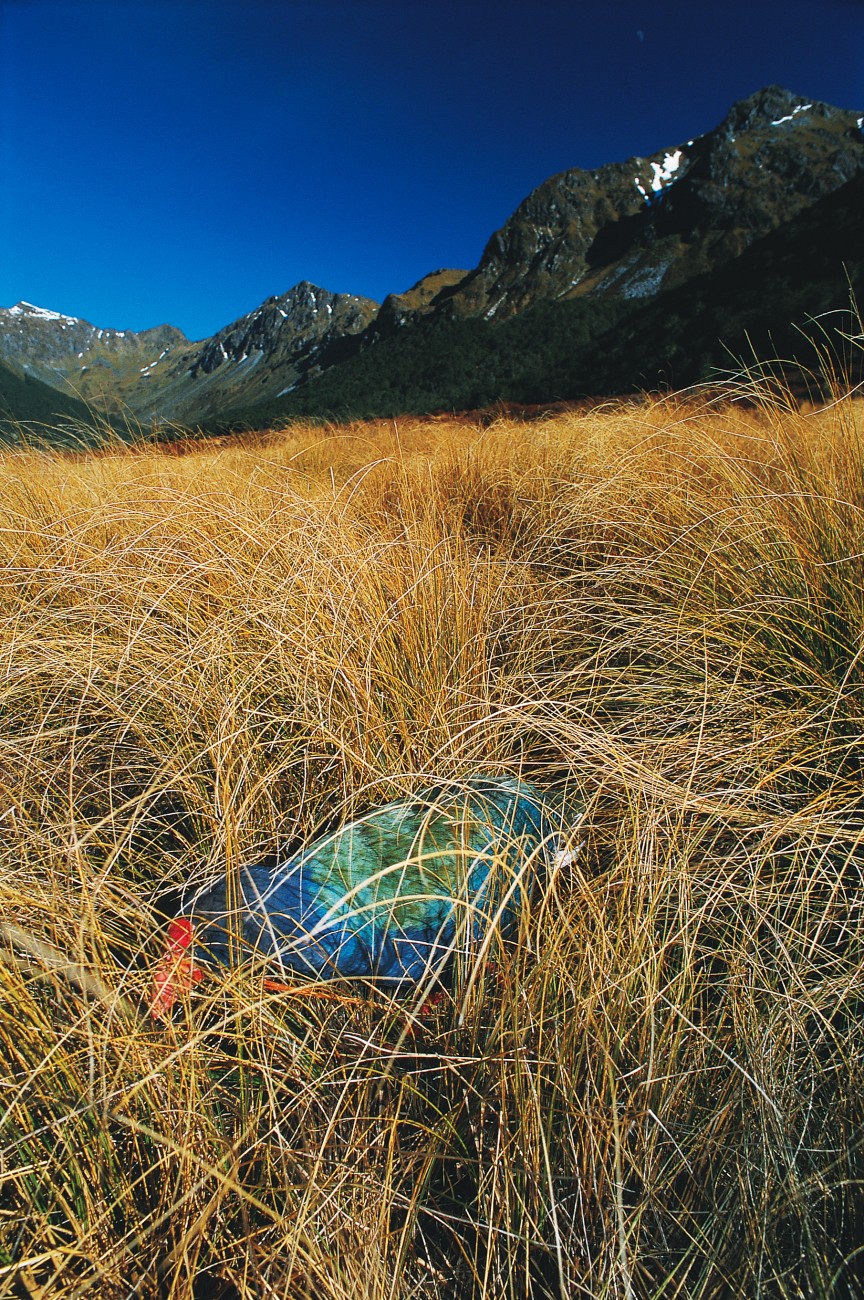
[0,388,863,1298]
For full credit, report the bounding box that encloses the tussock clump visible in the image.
[0,393,863,1297]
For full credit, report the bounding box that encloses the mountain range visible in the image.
[2,85,863,439]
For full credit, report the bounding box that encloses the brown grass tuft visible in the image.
[1,392,863,1296]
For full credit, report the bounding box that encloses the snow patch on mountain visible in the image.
[771,103,813,125]
[5,302,80,324]
[650,150,682,190]
[634,150,684,202]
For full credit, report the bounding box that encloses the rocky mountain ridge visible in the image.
[128,281,379,424]
[433,86,864,321]
[0,284,379,425]
[3,85,862,433]
[0,301,187,409]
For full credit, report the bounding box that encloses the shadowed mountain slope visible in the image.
[220,170,864,426]
[0,354,98,441]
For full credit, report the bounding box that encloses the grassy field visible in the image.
[1,388,863,1298]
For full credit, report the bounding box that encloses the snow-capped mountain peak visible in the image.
[5,301,81,324]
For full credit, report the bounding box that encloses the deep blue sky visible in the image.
[1,0,863,341]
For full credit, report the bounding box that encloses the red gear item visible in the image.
[149,917,205,1020]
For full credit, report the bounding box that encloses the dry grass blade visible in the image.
[0,922,136,1022]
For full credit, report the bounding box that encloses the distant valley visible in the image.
[2,85,863,439]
